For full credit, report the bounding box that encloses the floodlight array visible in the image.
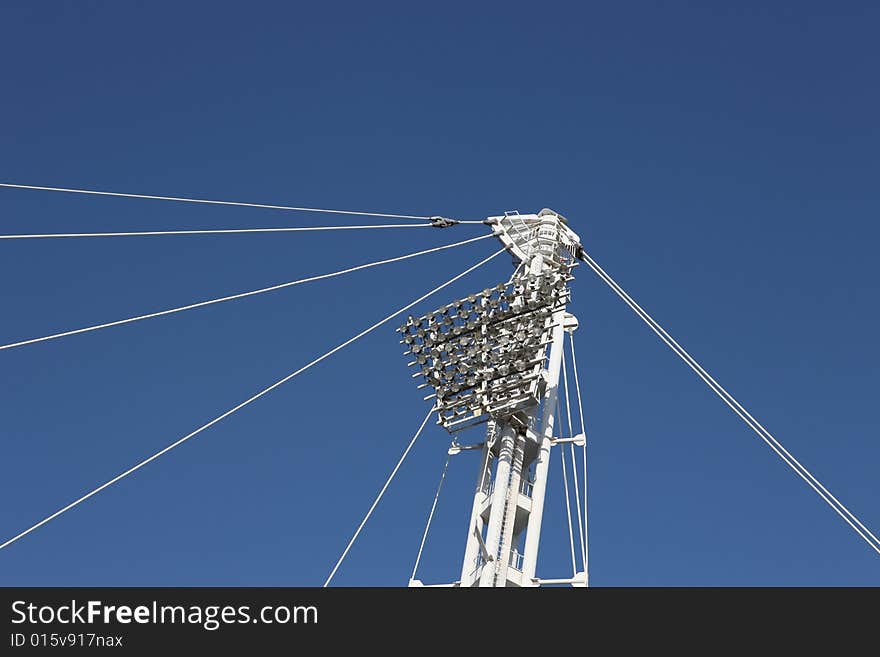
[398,269,572,432]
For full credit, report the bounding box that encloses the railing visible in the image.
[508,549,524,571]
[485,477,534,498]
[469,555,484,582]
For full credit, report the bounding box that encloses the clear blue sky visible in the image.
[1,2,878,586]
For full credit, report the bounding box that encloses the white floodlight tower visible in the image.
[399,209,584,587]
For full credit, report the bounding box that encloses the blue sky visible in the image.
[0,2,878,586]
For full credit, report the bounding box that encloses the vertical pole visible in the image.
[478,423,516,586]
[459,426,494,586]
[519,217,567,583]
[494,432,526,586]
[520,311,566,581]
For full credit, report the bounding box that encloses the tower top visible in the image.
[485,208,584,267]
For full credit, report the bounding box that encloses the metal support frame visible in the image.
[518,309,566,583]
[400,208,586,588]
[477,423,517,586]
[459,211,581,586]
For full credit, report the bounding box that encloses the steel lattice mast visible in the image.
[399,209,586,587]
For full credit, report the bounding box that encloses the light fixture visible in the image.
[397,267,573,432]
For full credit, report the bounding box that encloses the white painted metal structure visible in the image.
[467,210,585,587]
[402,209,588,587]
